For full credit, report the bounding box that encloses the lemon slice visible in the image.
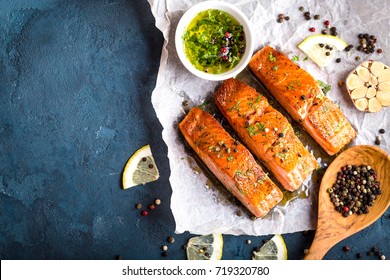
[186,233,223,260]
[298,34,348,69]
[252,234,287,260]
[122,144,159,189]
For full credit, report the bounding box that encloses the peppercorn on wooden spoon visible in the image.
[304,145,390,260]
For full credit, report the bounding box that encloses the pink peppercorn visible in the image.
[149,204,156,210]
[141,210,148,216]
[343,206,349,212]
[343,245,350,252]
[324,20,330,26]
[309,27,316,32]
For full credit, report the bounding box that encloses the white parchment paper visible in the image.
[147,0,390,235]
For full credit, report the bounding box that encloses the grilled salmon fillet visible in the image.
[179,107,283,218]
[249,46,357,155]
[214,78,318,192]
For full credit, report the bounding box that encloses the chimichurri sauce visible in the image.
[183,9,246,74]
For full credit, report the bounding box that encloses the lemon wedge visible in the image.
[298,34,348,69]
[122,144,159,189]
[186,233,223,260]
[252,234,287,260]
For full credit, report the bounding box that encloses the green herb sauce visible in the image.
[183,9,246,74]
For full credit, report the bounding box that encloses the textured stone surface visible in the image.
[0,0,389,260]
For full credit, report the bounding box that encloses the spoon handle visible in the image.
[303,234,336,260]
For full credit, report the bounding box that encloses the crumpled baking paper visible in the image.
[147,0,390,235]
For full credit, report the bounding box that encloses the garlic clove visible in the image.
[361,61,370,68]
[376,91,390,106]
[368,97,383,113]
[370,61,385,77]
[356,66,371,82]
[368,75,378,86]
[378,81,390,92]
[366,87,377,98]
[378,68,390,83]
[354,98,368,111]
[351,86,368,99]
[346,73,365,90]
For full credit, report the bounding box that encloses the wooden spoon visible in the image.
[304,145,390,260]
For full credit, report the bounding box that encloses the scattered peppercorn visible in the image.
[115,255,123,260]
[161,252,168,257]
[324,20,330,26]
[303,249,309,255]
[336,58,341,63]
[246,239,252,245]
[149,204,156,210]
[325,51,331,56]
[314,14,320,20]
[155,199,161,205]
[355,56,361,61]
[356,33,379,54]
[284,16,290,21]
[356,253,363,259]
[141,210,148,216]
[345,44,353,51]
[135,203,142,209]
[162,245,168,251]
[168,236,175,244]
[299,6,304,12]
[377,48,383,54]
[375,136,381,145]
[278,132,284,138]
[380,255,386,260]
[338,80,344,87]
[379,128,385,134]
[343,245,350,252]
[322,29,329,35]
[309,27,316,32]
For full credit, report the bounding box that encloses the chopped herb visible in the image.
[334,122,342,133]
[208,145,214,150]
[246,122,265,136]
[287,85,295,91]
[303,56,309,61]
[256,173,268,185]
[255,95,261,103]
[198,101,209,109]
[227,156,234,162]
[317,80,331,95]
[322,103,330,113]
[269,52,276,62]
[291,55,300,61]
[235,169,242,176]
[275,152,288,160]
[272,65,279,71]
[256,123,265,131]
[229,101,241,112]
[248,101,256,110]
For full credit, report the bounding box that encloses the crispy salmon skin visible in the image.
[214,78,318,191]
[179,107,283,218]
[249,46,357,155]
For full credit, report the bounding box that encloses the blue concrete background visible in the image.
[0,0,389,260]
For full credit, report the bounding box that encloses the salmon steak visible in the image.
[179,107,283,218]
[214,78,318,192]
[249,45,357,155]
